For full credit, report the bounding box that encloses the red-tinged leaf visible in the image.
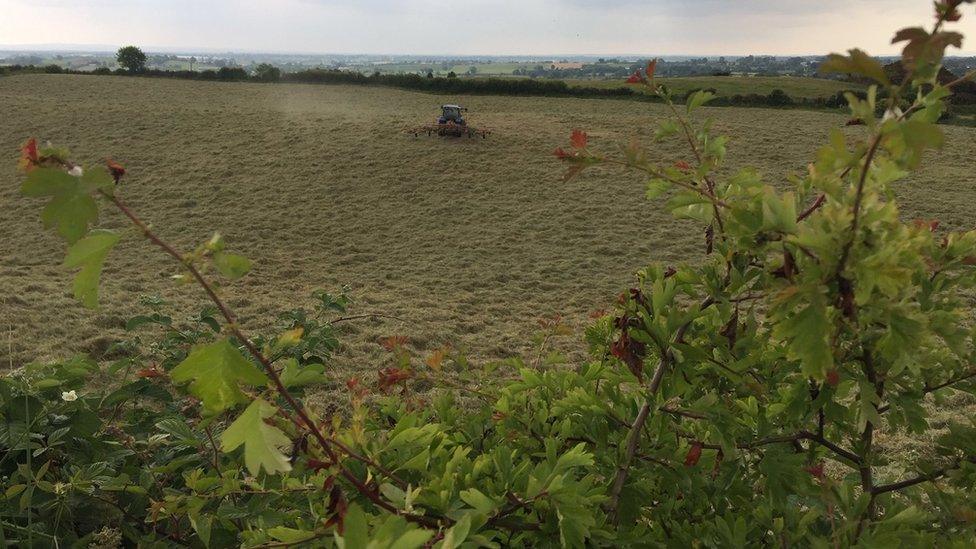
[646,59,657,79]
[588,308,608,319]
[137,366,165,379]
[321,474,336,492]
[491,410,507,421]
[308,458,333,471]
[379,335,408,351]
[826,369,840,387]
[626,71,642,84]
[325,484,347,534]
[570,129,588,149]
[346,377,368,398]
[554,147,572,159]
[105,158,126,182]
[18,138,39,172]
[377,367,411,392]
[684,442,703,467]
[674,160,692,171]
[962,256,976,266]
[805,462,825,480]
[22,138,38,162]
[611,315,646,382]
[912,218,940,232]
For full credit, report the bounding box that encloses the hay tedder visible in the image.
[411,104,491,138]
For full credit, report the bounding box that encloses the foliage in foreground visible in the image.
[5,3,976,547]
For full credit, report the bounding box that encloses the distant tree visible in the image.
[447,71,457,78]
[467,66,478,75]
[116,45,147,73]
[426,70,434,78]
[253,63,281,82]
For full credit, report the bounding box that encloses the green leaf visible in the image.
[819,49,890,85]
[170,339,269,414]
[41,189,98,244]
[213,251,252,280]
[267,526,317,544]
[460,488,496,514]
[645,178,670,200]
[776,293,833,378]
[686,89,715,113]
[439,514,471,549]
[390,529,433,549]
[63,229,120,308]
[279,359,326,388]
[220,398,292,476]
[80,166,114,193]
[337,503,369,549]
[21,168,75,197]
[188,509,213,547]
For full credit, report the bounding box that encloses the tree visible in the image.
[467,65,478,75]
[253,63,281,82]
[116,45,147,73]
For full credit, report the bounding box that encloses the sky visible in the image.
[2,0,976,56]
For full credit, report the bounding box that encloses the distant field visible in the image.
[566,75,865,99]
[371,61,526,75]
[2,74,974,376]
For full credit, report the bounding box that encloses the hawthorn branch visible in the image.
[606,296,715,522]
[101,191,440,528]
[878,367,976,413]
[872,456,976,495]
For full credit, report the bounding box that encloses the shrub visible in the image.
[216,66,248,81]
[253,63,281,83]
[5,4,976,547]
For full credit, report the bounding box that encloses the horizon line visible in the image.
[4,43,976,59]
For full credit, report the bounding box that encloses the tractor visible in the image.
[411,104,491,138]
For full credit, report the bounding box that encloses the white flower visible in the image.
[67,166,83,177]
[61,390,78,402]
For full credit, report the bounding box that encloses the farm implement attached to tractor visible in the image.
[411,104,491,138]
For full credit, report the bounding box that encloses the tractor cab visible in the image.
[438,104,467,125]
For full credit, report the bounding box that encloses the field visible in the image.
[566,75,864,99]
[2,73,975,392]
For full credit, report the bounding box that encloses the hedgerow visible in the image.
[4,2,976,547]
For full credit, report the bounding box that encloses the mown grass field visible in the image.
[2,73,975,386]
[3,73,976,468]
[566,75,865,99]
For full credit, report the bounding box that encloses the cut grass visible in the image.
[1,73,974,378]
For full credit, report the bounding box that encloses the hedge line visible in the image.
[0,64,866,110]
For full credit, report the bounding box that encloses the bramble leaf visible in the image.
[220,398,292,475]
[170,339,268,414]
[63,229,120,308]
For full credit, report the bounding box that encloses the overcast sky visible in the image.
[3,0,976,56]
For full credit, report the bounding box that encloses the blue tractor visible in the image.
[438,104,466,125]
[411,104,490,138]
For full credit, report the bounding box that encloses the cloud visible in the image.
[2,0,975,55]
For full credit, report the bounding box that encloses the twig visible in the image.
[101,190,441,528]
[331,313,408,324]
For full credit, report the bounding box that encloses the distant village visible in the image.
[3,50,975,82]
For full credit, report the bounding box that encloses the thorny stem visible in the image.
[663,99,726,236]
[100,190,443,528]
[605,296,716,522]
